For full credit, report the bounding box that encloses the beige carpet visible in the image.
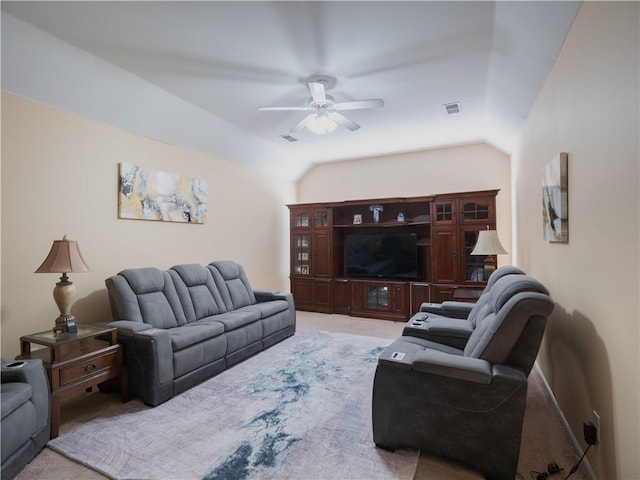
[15,311,589,480]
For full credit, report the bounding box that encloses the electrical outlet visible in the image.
[593,410,600,443]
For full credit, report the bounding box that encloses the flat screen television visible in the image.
[346,233,418,279]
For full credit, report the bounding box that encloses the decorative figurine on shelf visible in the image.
[397,212,405,222]
[369,204,384,223]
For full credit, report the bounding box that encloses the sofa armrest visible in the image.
[1,359,50,430]
[254,290,290,302]
[411,349,492,384]
[132,329,173,386]
[109,326,174,406]
[254,290,296,327]
[106,320,156,337]
[420,301,474,319]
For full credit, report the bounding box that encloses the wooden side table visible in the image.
[17,324,129,438]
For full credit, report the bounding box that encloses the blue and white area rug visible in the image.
[48,329,419,480]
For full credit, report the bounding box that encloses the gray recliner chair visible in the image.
[1,358,50,480]
[403,266,527,349]
[372,274,554,480]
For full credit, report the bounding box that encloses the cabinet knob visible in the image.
[84,362,97,372]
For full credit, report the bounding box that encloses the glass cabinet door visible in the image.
[460,198,493,225]
[314,208,330,228]
[433,200,457,225]
[293,211,311,229]
[462,230,487,282]
[293,234,310,275]
[366,285,389,310]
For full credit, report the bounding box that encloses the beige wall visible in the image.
[298,143,512,265]
[1,93,295,359]
[513,3,639,479]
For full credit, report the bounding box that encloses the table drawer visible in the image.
[59,348,119,386]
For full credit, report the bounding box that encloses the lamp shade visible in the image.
[35,235,90,273]
[470,230,508,256]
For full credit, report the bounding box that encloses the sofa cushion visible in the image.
[204,310,260,332]
[1,383,32,420]
[248,300,289,319]
[169,323,225,351]
[109,268,187,328]
[209,261,257,310]
[169,265,228,322]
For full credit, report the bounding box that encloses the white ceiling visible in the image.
[1,1,579,178]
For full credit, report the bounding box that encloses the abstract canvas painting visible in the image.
[118,162,207,223]
[542,153,568,242]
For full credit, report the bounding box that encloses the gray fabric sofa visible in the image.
[105,260,296,406]
[1,358,50,480]
[372,274,554,480]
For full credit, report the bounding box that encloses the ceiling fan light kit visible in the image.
[307,114,338,135]
[258,75,384,137]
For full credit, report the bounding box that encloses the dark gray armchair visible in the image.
[1,358,50,480]
[372,275,554,480]
[403,266,527,349]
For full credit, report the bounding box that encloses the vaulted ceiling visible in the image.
[1,1,580,179]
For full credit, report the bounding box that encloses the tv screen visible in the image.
[346,233,418,279]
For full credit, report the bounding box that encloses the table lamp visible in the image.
[470,228,508,280]
[35,235,90,334]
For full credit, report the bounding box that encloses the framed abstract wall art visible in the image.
[118,162,207,224]
[542,152,568,243]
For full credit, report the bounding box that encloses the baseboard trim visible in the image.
[533,362,597,480]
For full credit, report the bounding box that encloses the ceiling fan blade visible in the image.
[308,82,327,104]
[333,99,384,111]
[328,112,360,131]
[258,106,311,111]
[290,114,314,133]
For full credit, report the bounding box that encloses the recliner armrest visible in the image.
[426,318,473,339]
[411,349,492,384]
[1,359,49,430]
[420,301,474,319]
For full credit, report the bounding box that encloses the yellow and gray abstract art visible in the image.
[118,162,207,223]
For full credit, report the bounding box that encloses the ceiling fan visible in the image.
[258,75,384,136]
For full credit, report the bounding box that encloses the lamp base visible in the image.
[53,314,78,335]
[483,257,497,282]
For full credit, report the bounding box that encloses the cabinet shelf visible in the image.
[334,221,430,228]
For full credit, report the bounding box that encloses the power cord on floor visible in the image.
[562,444,592,480]
[529,462,563,480]
[532,420,597,480]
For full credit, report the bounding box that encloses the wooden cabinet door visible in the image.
[432,200,457,225]
[350,281,365,313]
[312,280,332,313]
[333,279,350,314]
[291,207,312,230]
[389,282,408,315]
[312,231,331,277]
[432,228,458,284]
[313,207,332,229]
[410,283,431,315]
[291,278,313,309]
[459,197,495,225]
[432,285,457,303]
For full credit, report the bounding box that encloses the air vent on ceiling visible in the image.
[280,134,298,142]
[443,102,461,115]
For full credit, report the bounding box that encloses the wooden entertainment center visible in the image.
[288,189,499,321]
